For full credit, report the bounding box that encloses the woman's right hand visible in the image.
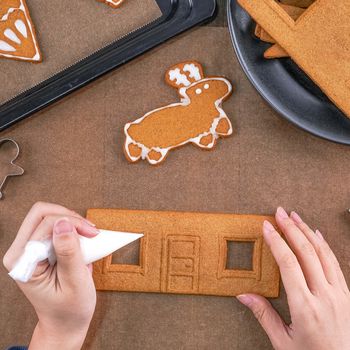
[237,207,350,350]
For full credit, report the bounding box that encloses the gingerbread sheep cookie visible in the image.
[97,0,125,8]
[124,61,233,165]
[0,0,41,62]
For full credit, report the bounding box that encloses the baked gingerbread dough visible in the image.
[255,4,305,59]
[239,0,350,118]
[87,209,280,297]
[124,61,233,165]
[0,0,41,62]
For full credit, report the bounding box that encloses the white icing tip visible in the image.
[32,51,41,61]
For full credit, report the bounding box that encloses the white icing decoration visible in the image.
[32,51,40,60]
[204,84,209,89]
[1,8,15,21]
[169,68,191,87]
[196,88,202,95]
[183,63,202,81]
[15,19,27,38]
[4,28,21,44]
[124,77,233,165]
[0,1,41,61]
[0,40,16,52]
[106,0,124,4]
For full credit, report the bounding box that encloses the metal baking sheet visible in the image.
[0,0,216,131]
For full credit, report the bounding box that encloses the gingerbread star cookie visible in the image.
[124,61,233,165]
[0,0,41,62]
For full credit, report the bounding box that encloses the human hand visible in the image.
[3,202,100,350]
[237,207,350,350]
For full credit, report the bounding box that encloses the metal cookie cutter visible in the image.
[0,138,24,199]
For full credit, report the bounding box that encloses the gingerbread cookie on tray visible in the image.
[0,0,41,62]
[124,61,233,165]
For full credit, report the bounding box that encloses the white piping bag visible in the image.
[8,229,143,283]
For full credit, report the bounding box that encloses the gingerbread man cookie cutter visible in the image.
[0,138,24,199]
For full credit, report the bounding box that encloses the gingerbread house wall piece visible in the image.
[88,209,280,297]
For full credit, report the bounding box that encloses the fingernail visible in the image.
[237,294,254,306]
[83,219,96,227]
[88,226,100,235]
[263,220,275,234]
[315,229,324,241]
[276,207,289,219]
[54,218,74,235]
[290,211,303,224]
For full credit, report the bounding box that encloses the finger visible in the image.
[291,212,349,293]
[6,202,87,256]
[29,215,99,241]
[263,220,310,307]
[275,207,327,294]
[290,211,348,292]
[4,215,99,271]
[88,263,93,275]
[314,230,349,293]
[30,261,51,282]
[53,218,88,288]
[289,212,341,287]
[237,294,291,349]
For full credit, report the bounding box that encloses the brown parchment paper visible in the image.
[0,0,161,103]
[1,27,350,350]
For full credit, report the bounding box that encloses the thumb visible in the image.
[237,294,289,349]
[53,218,85,286]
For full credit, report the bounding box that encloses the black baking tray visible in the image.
[228,0,350,145]
[0,0,216,132]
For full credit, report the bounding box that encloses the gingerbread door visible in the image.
[161,235,200,294]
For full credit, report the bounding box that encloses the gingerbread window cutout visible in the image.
[102,235,146,275]
[226,241,254,271]
[89,209,280,297]
[111,239,141,266]
[218,236,263,281]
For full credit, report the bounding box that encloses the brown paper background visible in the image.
[0,0,161,103]
[1,25,350,349]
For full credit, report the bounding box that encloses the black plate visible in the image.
[227,0,350,145]
[0,0,216,131]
